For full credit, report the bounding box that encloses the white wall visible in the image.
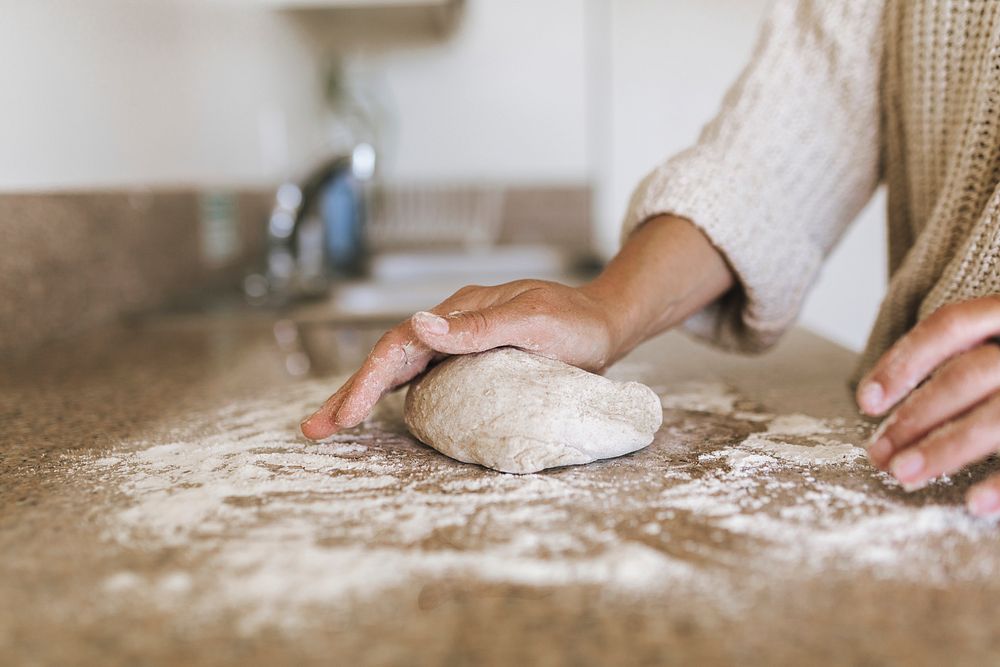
[333,0,590,183]
[0,0,591,189]
[0,0,329,188]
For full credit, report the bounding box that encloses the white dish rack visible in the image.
[366,184,505,251]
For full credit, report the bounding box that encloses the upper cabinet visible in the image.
[258,0,454,8]
[258,0,464,35]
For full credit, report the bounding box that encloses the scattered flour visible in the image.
[87,381,696,630]
[765,413,835,436]
[660,381,739,415]
[741,433,864,465]
[80,378,1000,632]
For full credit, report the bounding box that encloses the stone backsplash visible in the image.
[0,184,592,360]
[0,189,270,361]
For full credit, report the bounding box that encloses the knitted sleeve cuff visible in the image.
[621,144,825,354]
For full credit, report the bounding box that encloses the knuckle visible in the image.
[946,346,1000,386]
[927,303,969,338]
[446,284,483,303]
[462,309,492,337]
[508,279,554,301]
[521,278,551,291]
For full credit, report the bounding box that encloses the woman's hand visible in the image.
[300,279,623,441]
[857,295,1000,516]
[301,214,735,443]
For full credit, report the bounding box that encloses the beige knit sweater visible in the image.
[622,0,1000,381]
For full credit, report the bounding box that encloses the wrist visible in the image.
[579,214,732,363]
[578,278,651,364]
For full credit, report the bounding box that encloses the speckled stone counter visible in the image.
[2,315,1000,666]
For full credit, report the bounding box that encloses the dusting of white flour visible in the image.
[81,378,1000,632]
[741,433,863,465]
[660,381,739,415]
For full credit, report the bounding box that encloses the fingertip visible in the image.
[410,326,462,355]
[300,414,336,441]
[967,485,1000,517]
[412,311,449,335]
[889,448,925,483]
[857,381,886,415]
[300,386,351,441]
[866,437,893,467]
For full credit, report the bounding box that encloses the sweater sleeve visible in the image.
[621,0,885,353]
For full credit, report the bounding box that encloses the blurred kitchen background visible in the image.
[0,0,887,363]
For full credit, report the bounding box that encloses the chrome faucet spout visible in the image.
[246,143,376,306]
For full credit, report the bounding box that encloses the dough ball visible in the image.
[404,347,663,474]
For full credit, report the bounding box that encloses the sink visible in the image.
[146,244,595,379]
[274,245,596,377]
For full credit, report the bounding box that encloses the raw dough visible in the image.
[404,347,663,474]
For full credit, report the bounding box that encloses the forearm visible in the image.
[582,214,734,360]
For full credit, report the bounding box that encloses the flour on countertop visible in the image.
[660,381,739,414]
[765,413,836,436]
[80,377,1000,632]
[740,433,864,465]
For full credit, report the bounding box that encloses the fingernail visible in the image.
[413,311,449,335]
[300,412,319,427]
[867,437,892,462]
[858,381,884,413]
[866,414,894,445]
[901,479,930,492]
[967,487,1000,516]
[331,405,346,426]
[890,449,924,481]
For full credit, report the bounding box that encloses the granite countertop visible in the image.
[2,313,1000,666]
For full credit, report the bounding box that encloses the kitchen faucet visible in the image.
[244,142,376,306]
